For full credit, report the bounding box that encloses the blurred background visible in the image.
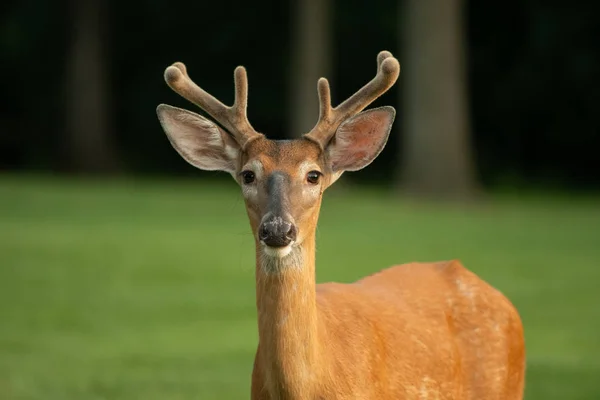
[1,0,599,399]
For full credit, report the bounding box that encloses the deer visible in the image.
[156,51,525,400]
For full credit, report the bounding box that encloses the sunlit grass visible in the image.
[1,175,599,399]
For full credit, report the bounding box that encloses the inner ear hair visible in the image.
[327,106,396,172]
[156,104,240,174]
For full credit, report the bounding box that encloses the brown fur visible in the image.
[241,138,525,400]
[157,51,525,400]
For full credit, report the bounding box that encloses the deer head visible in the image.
[157,51,400,264]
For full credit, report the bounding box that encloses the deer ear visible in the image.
[326,106,395,172]
[157,104,240,175]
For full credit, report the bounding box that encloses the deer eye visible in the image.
[241,170,255,184]
[306,170,321,184]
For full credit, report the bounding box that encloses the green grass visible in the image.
[1,175,599,399]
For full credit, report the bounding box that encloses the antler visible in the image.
[164,62,262,148]
[304,51,400,148]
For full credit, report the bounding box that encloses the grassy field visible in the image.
[0,175,599,399]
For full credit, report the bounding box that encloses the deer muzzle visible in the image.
[259,215,297,248]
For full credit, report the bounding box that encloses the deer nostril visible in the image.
[286,224,297,242]
[259,218,297,247]
[259,224,269,241]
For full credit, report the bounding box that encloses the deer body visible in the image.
[157,51,525,400]
[252,258,524,399]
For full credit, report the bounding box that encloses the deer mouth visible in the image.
[259,241,303,274]
[261,241,295,258]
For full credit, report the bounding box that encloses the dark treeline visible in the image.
[0,0,598,190]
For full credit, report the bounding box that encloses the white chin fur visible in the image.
[262,243,294,258]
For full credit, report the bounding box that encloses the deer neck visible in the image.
[255,233,323,396]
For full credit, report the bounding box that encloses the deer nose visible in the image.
[259,216,297,247]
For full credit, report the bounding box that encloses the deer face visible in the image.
[157,51,399,260]
[237,138,325,257]
[158,107,395,258]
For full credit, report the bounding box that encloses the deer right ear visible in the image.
[157,104,240,175]
[326,106,395,172]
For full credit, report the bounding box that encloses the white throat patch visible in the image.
[260,245,303,274]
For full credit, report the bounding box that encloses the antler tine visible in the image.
[305,51,400,148]
[171,62,188,77]
[164,62,261,147]
[317,78,332,121]
[377,50,394,68]
[164,63,225,126]
[336,55,400,118]
[233,66,248,114]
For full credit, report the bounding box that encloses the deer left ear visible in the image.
[157,104,241,175]
[326,106,395,172]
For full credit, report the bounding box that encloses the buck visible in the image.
[157,51,525,399]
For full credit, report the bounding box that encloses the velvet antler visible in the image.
[164,62,262,148]
[304,51,400,149]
